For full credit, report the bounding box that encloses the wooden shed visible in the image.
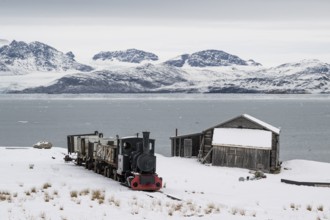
[170,114,281,173]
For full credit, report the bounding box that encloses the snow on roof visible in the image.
[243,114,280,134]
[212,128,272,149]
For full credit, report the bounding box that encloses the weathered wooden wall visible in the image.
[212,146,270,171]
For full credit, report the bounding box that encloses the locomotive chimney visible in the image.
[142,131,150,153]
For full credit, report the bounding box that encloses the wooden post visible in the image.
[179,138,182,157]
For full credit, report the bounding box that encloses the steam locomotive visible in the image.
[66,131,162,191]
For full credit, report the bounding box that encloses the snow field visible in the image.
[0,147,329,219]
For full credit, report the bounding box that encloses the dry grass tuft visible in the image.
[40,212,46,219]
[108,195,120,207]
[0,191,12,202]
[231,207,238,215]
[91,189,105,205]
[174,203,183,211]
[43,182,52,189]
[317,205,324,212]
[44,192,50,202]
[290,203,295,210]
[91,190,103,200]
[204,203,216,215]
[307,204,313,211]
[70,191,78,198]
[131,207,139,215]
[114,199,121,207]
[109,195,115,204]
[31,187,37,193]
[79,189,90,196]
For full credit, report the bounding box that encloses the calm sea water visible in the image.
[0,94,330,163]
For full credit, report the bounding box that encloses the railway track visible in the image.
[145,191,182,201]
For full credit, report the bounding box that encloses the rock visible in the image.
[33,141,52,149]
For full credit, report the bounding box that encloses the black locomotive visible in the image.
[66,131,162,191]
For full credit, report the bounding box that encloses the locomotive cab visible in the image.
[117,132,162,191]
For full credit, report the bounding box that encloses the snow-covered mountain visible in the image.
[0,40,329,94]
[92,49,159,64]
[164,50,261,67]
[18,64,187,93]
[254,59,330,93]
[12,59,330,94]
[0,40,93,74]
[0,61,9,72]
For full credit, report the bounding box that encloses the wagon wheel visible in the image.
[93,162,98,173]
[108,167,113,178]
[106,168,110,178]
[88,162,93,170]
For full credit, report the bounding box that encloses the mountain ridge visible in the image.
[0,40,93,74]
[12,60,330,94]
[92,49,159,64]
[1,40,329,94]
[164,50,262,67]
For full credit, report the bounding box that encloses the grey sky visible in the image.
[1,0,330,66]
[1,0,330,24]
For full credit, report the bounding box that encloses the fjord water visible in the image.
[0,94,329,163]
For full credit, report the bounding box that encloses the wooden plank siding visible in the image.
[212,146,270,171]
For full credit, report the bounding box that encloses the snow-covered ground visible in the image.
[1,147,330,220]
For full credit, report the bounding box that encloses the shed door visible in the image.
[183,139,192,158]
[226,148,244,167]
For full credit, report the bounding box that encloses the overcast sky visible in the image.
[1,0,330,66]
